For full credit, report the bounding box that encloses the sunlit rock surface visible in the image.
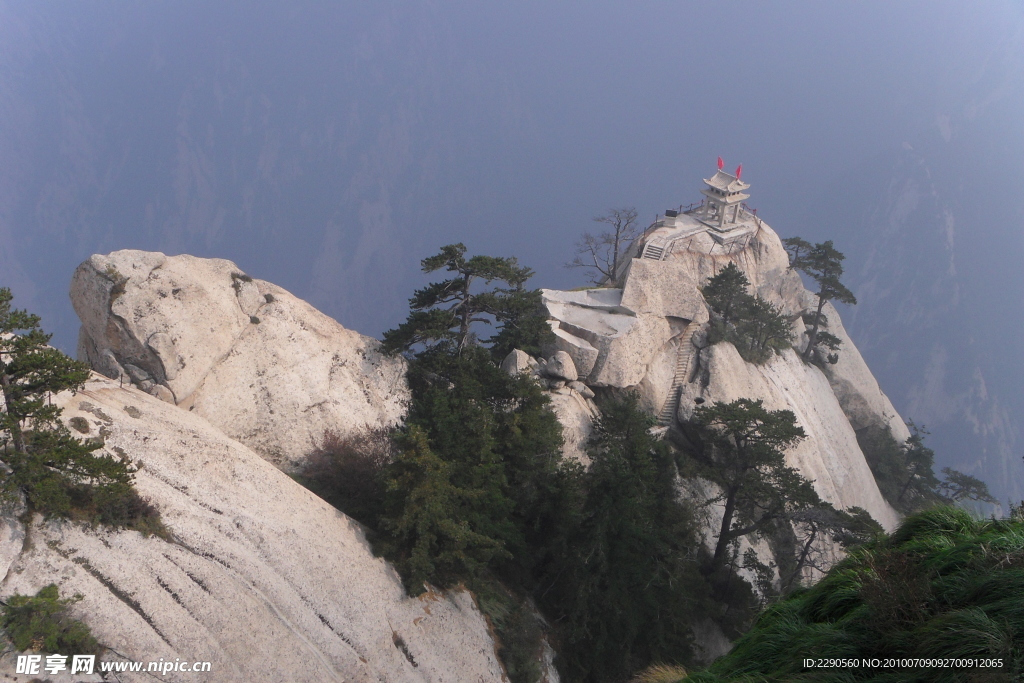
[71,250,408,471]
[0,373,503,683]
[542,217,902,531]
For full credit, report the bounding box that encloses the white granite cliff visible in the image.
[70,250,408,472]
[536,214,904,532]
[0,372,504,683]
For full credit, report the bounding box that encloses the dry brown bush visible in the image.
[298,427,397,526]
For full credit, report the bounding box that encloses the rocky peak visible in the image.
[540,217,904,530]
[71,250,408,471]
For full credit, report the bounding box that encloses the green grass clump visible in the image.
[643,507,1023,682]
[1,584,99,655]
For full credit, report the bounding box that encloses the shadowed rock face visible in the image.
[70,250,408,472]
[0,373,503,682]
[542,220,904,531]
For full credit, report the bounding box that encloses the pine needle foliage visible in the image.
[377,425,509,593]
[701,263,793,365]
[688,399,816,572]
[381,243,552,357]
[676,507,1023,682]
[1,584,99,655]
[856,424,995,515]
[0,287,160,532]
[539,395,710,682]
[782,238,856,364]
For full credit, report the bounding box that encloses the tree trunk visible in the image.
[712,486,739,569]
[0,369,25,454]
[610,229,620,287]
[802,294,827,361]
[458,275,474,353]
[897,472,917,503]
[787,523,818,590]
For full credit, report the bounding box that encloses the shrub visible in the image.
[471,577,545,683]
[701,263,792,365]
[1,584,99,655]
[679,507,1024,682]
[296,428,396,527]
[93,487,166,537]
[230,271,253,293]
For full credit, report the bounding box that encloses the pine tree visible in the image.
[0,288,141,519]
[782,238,857,362]
[895,421,941,508]
[372,246,564,593]
[701,262,751,328]
[541,395,701,681]
[702,263,793,364]
[689,398,817,570]
[735,296,793,361]
[378,426,508,593]
[937,467,996,505]
[401,346,565,582]
[382,243,550,356]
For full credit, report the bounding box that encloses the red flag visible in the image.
[717,156,724,170]
[735,164,742,179]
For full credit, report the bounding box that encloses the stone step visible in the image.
[657,327,698,425]
[642,244,665,260]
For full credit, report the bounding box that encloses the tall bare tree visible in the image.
[566,207,643,286]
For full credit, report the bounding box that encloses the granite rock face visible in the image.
[0,373,503,683]
[677,343,900,530]
[541,219,904,531]
[71,250,408,471]
[547,389,600,465]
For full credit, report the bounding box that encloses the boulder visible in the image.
[546,327,599,379]
[587,313,673,388]
[544,351,578,382]
[619,258,708,322]
[122,362,151,384]
[500,349,533,376]
[0,373,505,682]
[568,381,595,399]
[70,251,409,471]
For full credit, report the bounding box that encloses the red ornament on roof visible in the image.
[735,164,743,180]
[717,156,724,170]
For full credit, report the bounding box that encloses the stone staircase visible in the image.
[657,327,699,426]
[641,241,667,260]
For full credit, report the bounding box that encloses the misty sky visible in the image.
[2,1,1023,500]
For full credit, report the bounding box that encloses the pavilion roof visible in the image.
[703,170,750,193]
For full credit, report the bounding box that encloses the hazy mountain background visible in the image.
[2,1,1022,503]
